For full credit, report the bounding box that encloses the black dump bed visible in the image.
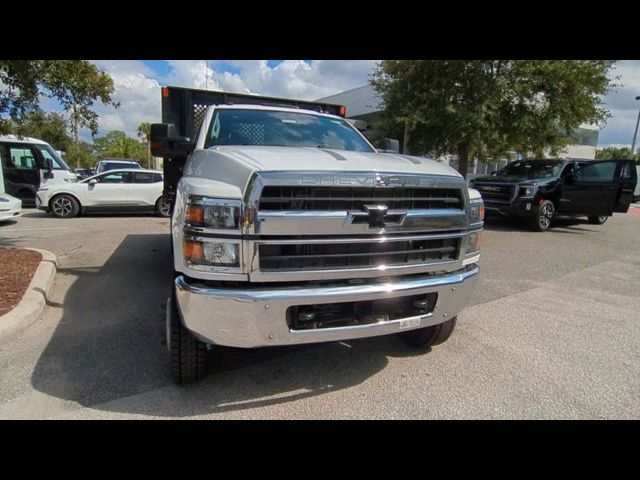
[161,86,345,141]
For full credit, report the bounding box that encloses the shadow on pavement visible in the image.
[30,233,420,417]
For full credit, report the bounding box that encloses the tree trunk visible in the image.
[457,142,470,178]
[403,121,410,155]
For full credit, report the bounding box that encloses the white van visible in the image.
[0,135,77,207]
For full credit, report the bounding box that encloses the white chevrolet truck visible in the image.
[150,87,484,383]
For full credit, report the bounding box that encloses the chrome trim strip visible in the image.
[253,231,465,245]
[177,265,478,302]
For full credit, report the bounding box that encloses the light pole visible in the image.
[631,95,640,156]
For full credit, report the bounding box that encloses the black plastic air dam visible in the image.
[287,292,438,330]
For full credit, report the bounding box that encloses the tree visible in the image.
[66,141,95,168]
[0,60,118,139]
[137,122,152,169]
[3,111,72,151]
[93,131,147,163]
[370,60,615,177]
[596,146,640,163]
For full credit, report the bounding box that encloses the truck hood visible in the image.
[184,146,463,199]
[213,146,460,176]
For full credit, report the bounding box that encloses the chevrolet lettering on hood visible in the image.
[296,174,442,187]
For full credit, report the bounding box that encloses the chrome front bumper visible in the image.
[174,265,479,348]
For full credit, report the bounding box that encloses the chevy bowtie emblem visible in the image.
[375,175,387,186]
[364,204,389,228]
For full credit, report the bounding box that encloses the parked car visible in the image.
[0,135,78,207]
[0,193,21,221]
[36,169,170,218]
[470,158,637,231]
[635,165,640,202]
[95,158,142,174]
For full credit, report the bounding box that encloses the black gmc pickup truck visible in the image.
[470,159,637,231]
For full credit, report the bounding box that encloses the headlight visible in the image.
[469,201,485,223]
[466,231,482,254]
[183,238,240,268]
[0,197,9,203]
[185,197,240,230]
[519,186,537,199]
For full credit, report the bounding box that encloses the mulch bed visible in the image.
[0,248,42,317]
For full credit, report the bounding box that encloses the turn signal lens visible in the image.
[186,204,204,225]
[183,239,204,264]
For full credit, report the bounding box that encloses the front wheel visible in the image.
[167,287,208,384]
[398,316,457,349]
[156,196,171,217]
[530,200,554,232]
[50,194,80,218]
[587,215,608,225]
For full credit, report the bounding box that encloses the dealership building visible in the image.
[317,85,599,174]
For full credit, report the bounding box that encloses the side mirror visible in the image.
[380,138,400,154]
[150,123,195,158]
[88,179,97,186]
[565,173,577,184]
[44,158,53,171]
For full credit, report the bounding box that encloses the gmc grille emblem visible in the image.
[481,186,502,192]
[363,204,389,228]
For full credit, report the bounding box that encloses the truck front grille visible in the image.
[259,186,464,211]
[473,183,517,203]
[259,237,460,271]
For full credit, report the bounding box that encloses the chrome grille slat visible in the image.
[259,238,460,272]
[259,186,464,211]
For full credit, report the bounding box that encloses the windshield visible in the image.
[36,144,71,170]
[102,162,140,171]
[204,108,375,152]
[498,160,564,179]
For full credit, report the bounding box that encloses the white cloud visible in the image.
[84,60,162,140]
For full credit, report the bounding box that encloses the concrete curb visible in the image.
[0,248,57,341]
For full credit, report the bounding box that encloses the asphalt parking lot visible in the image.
[0,207,639,419]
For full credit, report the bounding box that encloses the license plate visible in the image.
[398,317,421,329]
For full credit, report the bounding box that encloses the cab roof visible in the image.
[0,135,50,145]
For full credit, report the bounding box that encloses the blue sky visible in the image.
[80,60,640,148]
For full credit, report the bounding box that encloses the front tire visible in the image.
[530,200,554,232]
[168,287,207,384]
[399,316,457,349]
[156,196,171,217]
[587,215,608,225]
[50,194,80,218]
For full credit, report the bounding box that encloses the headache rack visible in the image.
[159,86,346,209]
[161,86,345,141]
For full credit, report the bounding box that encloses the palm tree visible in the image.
[137,122,152,169]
